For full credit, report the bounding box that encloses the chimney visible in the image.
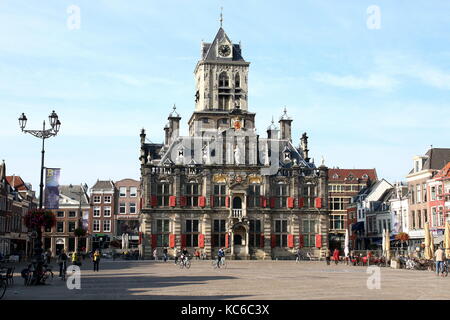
[278,107,292,141]
[168,104,181,145]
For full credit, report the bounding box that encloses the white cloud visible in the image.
[312,72,399,91]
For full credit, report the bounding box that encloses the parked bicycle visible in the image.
[21,262,54,285]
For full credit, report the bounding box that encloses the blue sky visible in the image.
[1,0,450,192]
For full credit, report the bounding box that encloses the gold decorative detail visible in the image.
[213,174,227,183]
[248,175,262,184]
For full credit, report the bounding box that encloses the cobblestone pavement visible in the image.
[3,260,450,300]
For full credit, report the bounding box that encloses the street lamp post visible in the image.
[18,111,61,264]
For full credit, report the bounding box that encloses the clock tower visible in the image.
[189,26,253,135]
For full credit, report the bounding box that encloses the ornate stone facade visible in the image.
[139,26,329,260]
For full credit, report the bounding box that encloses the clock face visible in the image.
[218,44,231,57]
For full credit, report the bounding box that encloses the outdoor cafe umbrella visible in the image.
[445,222,450,257]
[424,222,433,260]
[344,229,350,258]
[385,228,391,261]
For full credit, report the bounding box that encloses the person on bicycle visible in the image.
[181,248,189,264]
[57,249,68,278]
[217,247,225,268]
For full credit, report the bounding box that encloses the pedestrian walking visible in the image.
[333,249,340,265]
[194,249,200,260]
[325,248,331,265]
[153,248,158,261]
[57,249,68,278]
[93,249,101,272]
[72,250,79,266]
[435,246,445,276]
[163,248,168,262]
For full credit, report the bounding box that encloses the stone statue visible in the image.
[234,144,241,165]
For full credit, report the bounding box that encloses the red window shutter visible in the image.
[169,196,176,207]
[210,196,214,208]
[169,234,176,248]
[288,234,294,248]
[315,234,322,248]
[151,234,157,248]
[179,196,187,207]
[260,196,267,208]
[260,234,265,248]
[271,234,276,248]
[299,234,304,248]
[150,195,157,207]
[269,197,276,209]
[298,197,304,208]
[315,197,322,209]
[199,196,206,208]
[225,196,230,208]
[199,234,205,248]
[225,233,229,248]
[181,234,187,248]
[287,197,294,209]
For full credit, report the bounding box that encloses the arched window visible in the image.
[235,73,240,88]
[219,72,229,87]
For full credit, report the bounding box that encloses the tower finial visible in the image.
[220,7,223,28]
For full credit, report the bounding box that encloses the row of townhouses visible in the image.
[0,160,38,257]
[347,148,450,252]
[42,179,141,256]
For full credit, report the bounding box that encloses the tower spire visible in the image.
[219,7,223,28]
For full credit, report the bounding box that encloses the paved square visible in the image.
[4,260,450,300]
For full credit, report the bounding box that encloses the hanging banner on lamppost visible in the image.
[44,168,61,209]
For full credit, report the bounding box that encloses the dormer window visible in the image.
[415,160,420,172]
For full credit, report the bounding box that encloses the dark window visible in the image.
[274,220,288,247]
[57,222,64,233]
[156,219,170,247]
[157,183,170,207]
[69,221,76,232]
[275,184,288,208]
[213,184,226,207]
[185,183,200,207]
[69,211,77,218]
[247,184,261,208]
[212,219,226,247]
[185,219,199,247]
[249,219,261,247]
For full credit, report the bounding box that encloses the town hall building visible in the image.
[139,23,329,260]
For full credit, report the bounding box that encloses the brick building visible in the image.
[0,161,37,258]
[115,178,141,249]
[139,24,329,260]
[327,168,377,250]
[406,148,450,249]
[43,184,90,256]
[427,162,450,243]
[89,180,115,250]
